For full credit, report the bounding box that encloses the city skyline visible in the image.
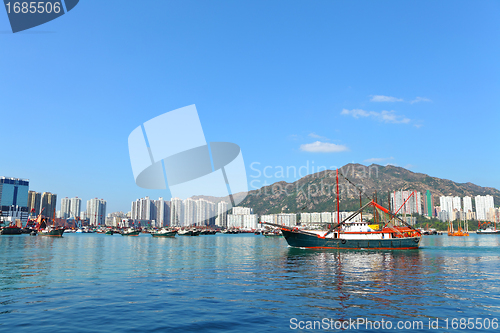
[1,1,498,213]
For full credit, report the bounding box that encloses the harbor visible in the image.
[1,232,500,332]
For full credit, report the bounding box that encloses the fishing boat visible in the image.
[151,228,177,237]
[177,229,200,236]
[261,169,422,250]
[121,228,140,236]
[448,218,469,237]
[38,225,65,237]
[0,225,23,235]
[476,227,500,234]
[105,229,115,235]
[477,221,500,234]
[36,209,64,237]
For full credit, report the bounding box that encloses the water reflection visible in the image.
[1,234,500,332]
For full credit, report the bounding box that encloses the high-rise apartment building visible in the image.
[232,207,253,215]
[439,196,454,220]
[154,197,170,227]
[475,195,495,221]
[216,201,229,227]
[183,198,197,226]
[423,190,433,217]
[170,197,183,227]
[87,198,106,226]
[391,191,422,215]
[463,196,473,214]
[61,197,71,219]
[28,190,41,217]
[70,197,81,218]
[40,192,57,221]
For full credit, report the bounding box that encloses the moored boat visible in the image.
[263,230,282,237]
[261,169,421,250]
[177,229,200,236]
[476,227,500,234]
[38,226,65,237]
[151,228,177,237]
[121,228,140,236]
[0,226,23,235]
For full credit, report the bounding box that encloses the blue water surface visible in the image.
[1,233,499,332]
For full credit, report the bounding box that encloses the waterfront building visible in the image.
[227,214,243,228]
[87,198,106,226]
[242,214,258,229]
[170,197,183,227]
[217,201,229,227]
[452,196,461,212]
[463,196,473,214]
[260,214,297,227]
[438,210,448,222]
[61,197,71,219]
[183,198,197,226]
[0,177,30,223]
[70,197,81,219]
[439,196,454,221]
[197,199,210,226]
[40,191,57,221]
[232,207,253,215]
[106,211,127,227]
[475,195,495,221]
[300,213,311,224]
[28,190,41,217]
[423,190,433,217]
[154,198,170,227]
[391,190,422,215]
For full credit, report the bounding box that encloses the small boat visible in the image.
[263,230,282,237]
[105,229,114,235]
[38,226,65,237]
[0,225,23,235]
[151,228,177,237]
[476,227,500,234]
[200,229,217,235]
[448,219,469,237]
[121,228,140,236]
[177,229,200,236]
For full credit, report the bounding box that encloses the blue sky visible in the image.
[1,0,499,213]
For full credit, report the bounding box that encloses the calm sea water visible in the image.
[1,233,499,332]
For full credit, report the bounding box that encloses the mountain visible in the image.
[233,163,500,215]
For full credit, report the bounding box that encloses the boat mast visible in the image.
[336,168,340,226]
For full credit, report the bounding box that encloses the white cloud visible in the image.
[370,95,404,102]
[341,109,410,124]
[308,132,329,140]
[364,157,394,163]
[300,141,349,153]
[410,97,432,104]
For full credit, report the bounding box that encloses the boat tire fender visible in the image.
[414,238,419,243]
[341,239,346,244]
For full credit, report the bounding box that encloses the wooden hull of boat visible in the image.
[281,229,420,250]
